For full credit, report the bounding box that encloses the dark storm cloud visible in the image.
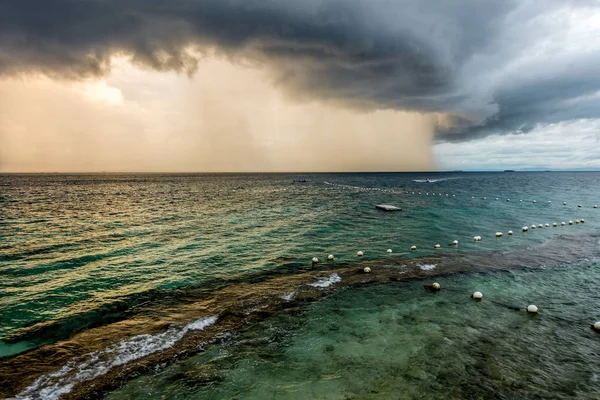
[1,0,599,141]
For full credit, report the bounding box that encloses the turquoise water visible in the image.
[1,172,600,399]
[107,265,600,400]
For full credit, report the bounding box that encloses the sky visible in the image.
[1,0,600,172]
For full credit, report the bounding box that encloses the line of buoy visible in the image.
[325,183,598,212]
[427,283,600,332]
[313,213,587,264]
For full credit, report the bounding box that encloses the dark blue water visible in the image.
[1,172,599,399]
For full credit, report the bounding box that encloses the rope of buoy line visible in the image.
[433,286,523,311]
[323,182,600,209]
[423,283,600,333]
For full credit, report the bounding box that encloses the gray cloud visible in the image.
[1,0,599,141]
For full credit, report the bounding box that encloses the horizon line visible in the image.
[2,170,600,174]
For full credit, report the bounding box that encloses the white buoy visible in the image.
[453,240,459,245]
[357,251,364,256]
[472,196,475,199]
[553,222,558,227]
[520,200,523,202]
[482,197,487,200]
[527,305,538,313]
[507,199,510,202]
[561,222,566,226]
[593,321,600,331]
[578,204,582,208]
[538,224,543,228]
[496,232,503,237]
[548,201,551,204]
[434,244,441,249]
[531,225,536,229]
[522,226,529,232]
[364,267,371,273]
[545,223,550,227]
[411,245,417,250]
[533,200,537,203]
[508,230,513,235]
[595,205,598,208]
[576,219,580,224]
[432,282,441,290]
[496,198,499,200]
[569,221,573,225]
[386,249,393,254]
[328,254,335,260]
[312,257,319,263]
[563,202,567,205]
[581,219,585,223]
[473,236,481,241]
[472,291,483,300]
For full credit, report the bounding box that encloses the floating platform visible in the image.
[375,204,402,211]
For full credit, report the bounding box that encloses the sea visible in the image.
[1,172,600,399]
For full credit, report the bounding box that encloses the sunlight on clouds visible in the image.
[77,81,124,105]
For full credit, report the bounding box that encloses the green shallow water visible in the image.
[107,263,600,400]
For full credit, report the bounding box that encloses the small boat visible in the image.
[376,204,402,211]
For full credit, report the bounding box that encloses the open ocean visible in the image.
[1,172,600,399]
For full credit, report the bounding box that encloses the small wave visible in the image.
[308,274,342,288]
[418,263,437,271]
[12,316,218,400]
[281,291,296,301]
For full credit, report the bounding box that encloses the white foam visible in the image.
[418,263,437,271]
[308,273,342,288]
[11,316,218,400]
[281,291,296,301]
